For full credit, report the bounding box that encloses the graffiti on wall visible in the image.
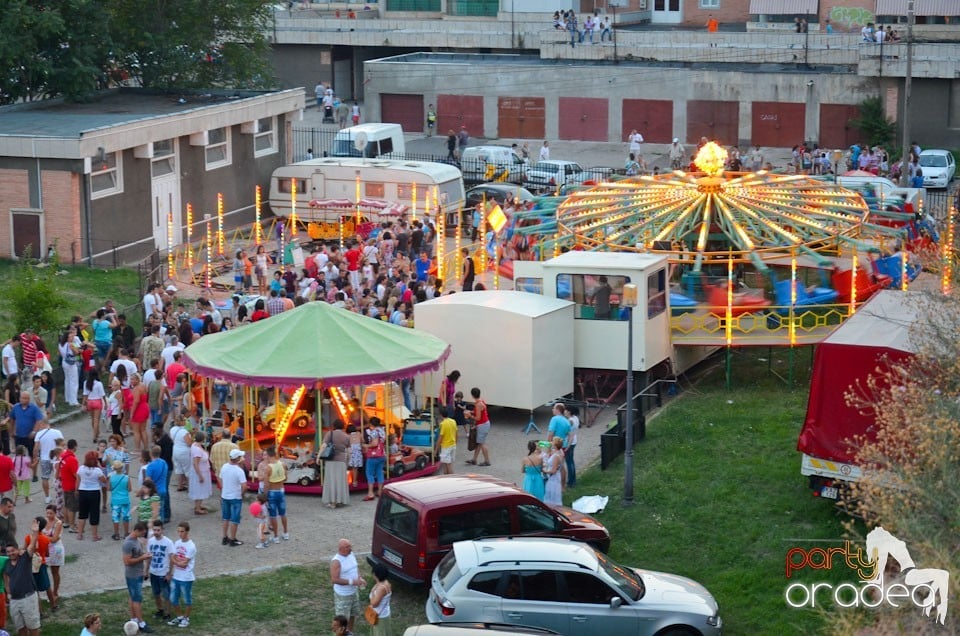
[829,6,875,30]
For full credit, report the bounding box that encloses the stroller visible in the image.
[323,104,335,124]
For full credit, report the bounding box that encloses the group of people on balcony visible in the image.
[553,10,612,47]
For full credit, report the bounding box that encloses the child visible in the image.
[346,424,363,485]
[232,251,245,292]
[269,271,283,294]
[138,449,151,486]
[453,391,467,430]
[387,434,400,456]
[13,445,33,503]
[254,493,270,549]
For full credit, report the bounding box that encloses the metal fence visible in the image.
[926,189,956,223]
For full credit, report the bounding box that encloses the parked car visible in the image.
[461,146,527,185]
[524,160,587,193]
[465,184,536,210]
[403,624,560,636]
[368,474,610,583]
[918,149,956,189]
[426,537,722,636]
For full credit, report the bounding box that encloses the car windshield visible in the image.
[596,551,645,601]
[920,155,948,168]
[534,163,559,173]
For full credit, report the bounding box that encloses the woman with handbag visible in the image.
[321,420,351,510]
[366,563,392,635]
[362,418,386,502]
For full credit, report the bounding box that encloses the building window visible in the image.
[90,151,123,199]
[647,269,666,319]
[557,273,631,320]
[205,127,231,170]
[254,117,278,157]
[700,0,719,8]
[151,138,176,177]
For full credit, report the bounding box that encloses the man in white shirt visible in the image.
[142,284,163,321]
[147,520,175,621]
[110,350,137,389]
[217,450,247,547]
[539,140,550,162]
[33,420,64,503]
[161,337,185,368]
[2,336,19,379]
[167,522,197,629]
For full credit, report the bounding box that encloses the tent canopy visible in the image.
[182,301,451,388]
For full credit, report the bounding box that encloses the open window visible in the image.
[557,273,631,320]
[647,269,666,319]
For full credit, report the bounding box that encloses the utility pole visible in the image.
[899,0,915,186]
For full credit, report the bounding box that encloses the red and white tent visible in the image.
[798,290,923,464]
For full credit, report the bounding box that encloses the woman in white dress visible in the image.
[543,436,566,506]
[188,431,212,514]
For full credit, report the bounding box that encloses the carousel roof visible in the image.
[517,144,901,272]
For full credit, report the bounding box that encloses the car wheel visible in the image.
[655,627,698,636]
[294,416,309,428]
[298,476,311,487]
[415,456,428,471]
[392,462,405,476]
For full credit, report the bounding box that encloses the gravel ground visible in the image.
[36,402,614,598]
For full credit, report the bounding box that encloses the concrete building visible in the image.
[0,88,304,265]
[270,1,959,149]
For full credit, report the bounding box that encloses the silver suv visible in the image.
[426,537,721,636]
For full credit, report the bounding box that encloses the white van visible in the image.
[460,145,527,184]
[269,158,465,222]
[330,123,406,159]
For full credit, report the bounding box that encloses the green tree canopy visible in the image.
[0,0,274,105]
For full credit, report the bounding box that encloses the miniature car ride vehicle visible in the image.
[426,537,721,636]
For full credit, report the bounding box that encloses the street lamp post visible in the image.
[899,0,915,187]
[622,283,638,505]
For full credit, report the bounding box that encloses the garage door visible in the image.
[437,95,484,139]
[622,99,674,144]
[12,212,41,259]
[751,102,805,148]
[498,97,546,140]
[380,94,425,133]
[686,101,739,146]
[558,97,609,142]
[819,104,861,149]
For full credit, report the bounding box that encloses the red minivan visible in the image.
[368,474,610,584]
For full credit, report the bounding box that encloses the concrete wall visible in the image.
[364,57,879,146]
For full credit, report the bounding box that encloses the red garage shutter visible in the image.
[751,102,806,148]
[498,97,546,140]
[380,94,425,133]
[437,95,484,139]
[622,99,674,144]
[558,97,608,142]
[819,104,861,149]
[687,101,739,146]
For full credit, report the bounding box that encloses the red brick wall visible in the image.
[0,168,31,258]
[41,171,82,263]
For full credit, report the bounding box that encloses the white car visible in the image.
[524,160,587,193]
[919,149,956,189]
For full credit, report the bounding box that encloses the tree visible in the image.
[6,247,69,335]
[827,290,960,633]
[106,0,275,90]
[850,96,897,150]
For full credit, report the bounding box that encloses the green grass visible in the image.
[38,348,853,635]
[0,260,142,333]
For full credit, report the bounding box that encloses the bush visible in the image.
[850,96,897,149]
[5,246,68,334]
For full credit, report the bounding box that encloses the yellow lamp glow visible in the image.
[255,186,263,246]
[694,141,728,177]
[167,212,175,279]
[217,192,225,256]
[186,203,193,271]
[274,385,306,444]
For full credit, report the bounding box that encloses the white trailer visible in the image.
[514,251,673,373]
[414,291,574,410]
[268,158,465,222]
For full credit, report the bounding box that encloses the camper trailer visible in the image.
[269,158,465,223]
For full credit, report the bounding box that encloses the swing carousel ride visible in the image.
[515,142,943,346]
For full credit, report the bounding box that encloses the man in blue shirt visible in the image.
[546,402,571,448]
[145,446,171,523]
[7,392,44,466]
[414,251,431,283]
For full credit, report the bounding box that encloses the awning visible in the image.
[749,0,818,14]
[876,0,960,15]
